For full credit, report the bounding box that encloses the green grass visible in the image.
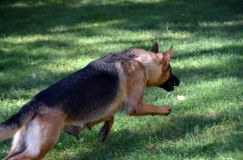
[0,0,243,159]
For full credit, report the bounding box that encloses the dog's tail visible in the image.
[0,100,38,141]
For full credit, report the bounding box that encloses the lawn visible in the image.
[0,0,243,159]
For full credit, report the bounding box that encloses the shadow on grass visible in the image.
[0,105,242,159]
[62,109,242,159]
[0,0,243,36]
[175,44,243,60]
[0,110,242,159]
[1,43,242,100]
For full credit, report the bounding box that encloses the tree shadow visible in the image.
[175,44,243,60]
[0,0,242,80]
[0,0,243,36]
[171,44,243,82]
[62,109,242,159]
[0,94,242,159]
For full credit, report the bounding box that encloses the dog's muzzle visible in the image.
[159,74,180,92]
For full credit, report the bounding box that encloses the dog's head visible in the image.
[145,41,180,91]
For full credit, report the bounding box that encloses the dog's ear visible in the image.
[163,45,173,64]
[151,41,159,53]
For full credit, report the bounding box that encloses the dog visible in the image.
[0,41,180,160]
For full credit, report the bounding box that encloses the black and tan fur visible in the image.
[0,42,180,160]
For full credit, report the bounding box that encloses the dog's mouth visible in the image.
[159,74,180,92]
[159,84,175,92]
[165,86,175,91]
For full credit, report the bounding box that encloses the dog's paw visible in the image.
[160,106,172,115]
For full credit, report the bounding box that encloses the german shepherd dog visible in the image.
[0,42,180,160]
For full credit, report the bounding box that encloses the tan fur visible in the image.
[5,108,65,160]
[9,126,26,155]
[122,48,172,115]
[133,48,171,87]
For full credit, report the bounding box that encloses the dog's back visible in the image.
[32,50,138,121]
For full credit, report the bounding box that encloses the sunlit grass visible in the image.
[0,0,242,159]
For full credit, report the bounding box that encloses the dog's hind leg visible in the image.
[65,125,82,139]
[98,116,114,141]
[5,109,65,160]
[3,126,27,160]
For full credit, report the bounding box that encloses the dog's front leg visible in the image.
[127,102,171,116]
[125,84,171,116]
